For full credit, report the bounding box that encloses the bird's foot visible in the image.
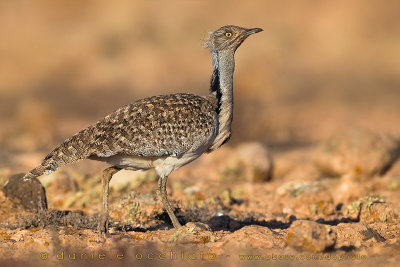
[98,217,109,234]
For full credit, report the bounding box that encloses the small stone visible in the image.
[236,142,274,182]
[3,173,47,211]
[159,222,213,244]
[286,220,336,252]
[359,201,400,224]
[275,180,335,216]
[220,225,285,250]
[343,195,398,224]
[184,222,211,232]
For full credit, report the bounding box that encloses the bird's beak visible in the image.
[245,28,263,36]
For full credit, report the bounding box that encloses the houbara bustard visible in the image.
[23,25,263,233]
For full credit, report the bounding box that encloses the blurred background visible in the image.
[1,0,400,170]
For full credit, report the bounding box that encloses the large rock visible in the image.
[286,220,336,252]
[3,173,47,211]
[313,128,400,177]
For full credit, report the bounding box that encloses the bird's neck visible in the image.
[209,49,235,150]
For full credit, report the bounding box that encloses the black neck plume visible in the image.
[210,51,223,114]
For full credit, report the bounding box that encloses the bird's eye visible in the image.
[225,32,232,37]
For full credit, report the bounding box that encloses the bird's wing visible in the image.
[88,93,218,158]
[31,93,217,176]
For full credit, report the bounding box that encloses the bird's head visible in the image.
[204,25,263,52]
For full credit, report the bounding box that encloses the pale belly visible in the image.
[90,151,203,177]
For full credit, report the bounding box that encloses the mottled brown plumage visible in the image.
[26,93,217,177]
[23,25,263,232]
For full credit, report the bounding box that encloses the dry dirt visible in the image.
[1,132,400,267]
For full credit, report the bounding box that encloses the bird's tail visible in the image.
[23,165,49,181]
[23,131,93,181]
[22,150,70,181]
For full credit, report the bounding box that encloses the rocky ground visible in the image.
[1,2,400,267]
[0,127,399,267]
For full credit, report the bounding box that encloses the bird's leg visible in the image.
[157,175,182,228]
[99,166,121,234]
